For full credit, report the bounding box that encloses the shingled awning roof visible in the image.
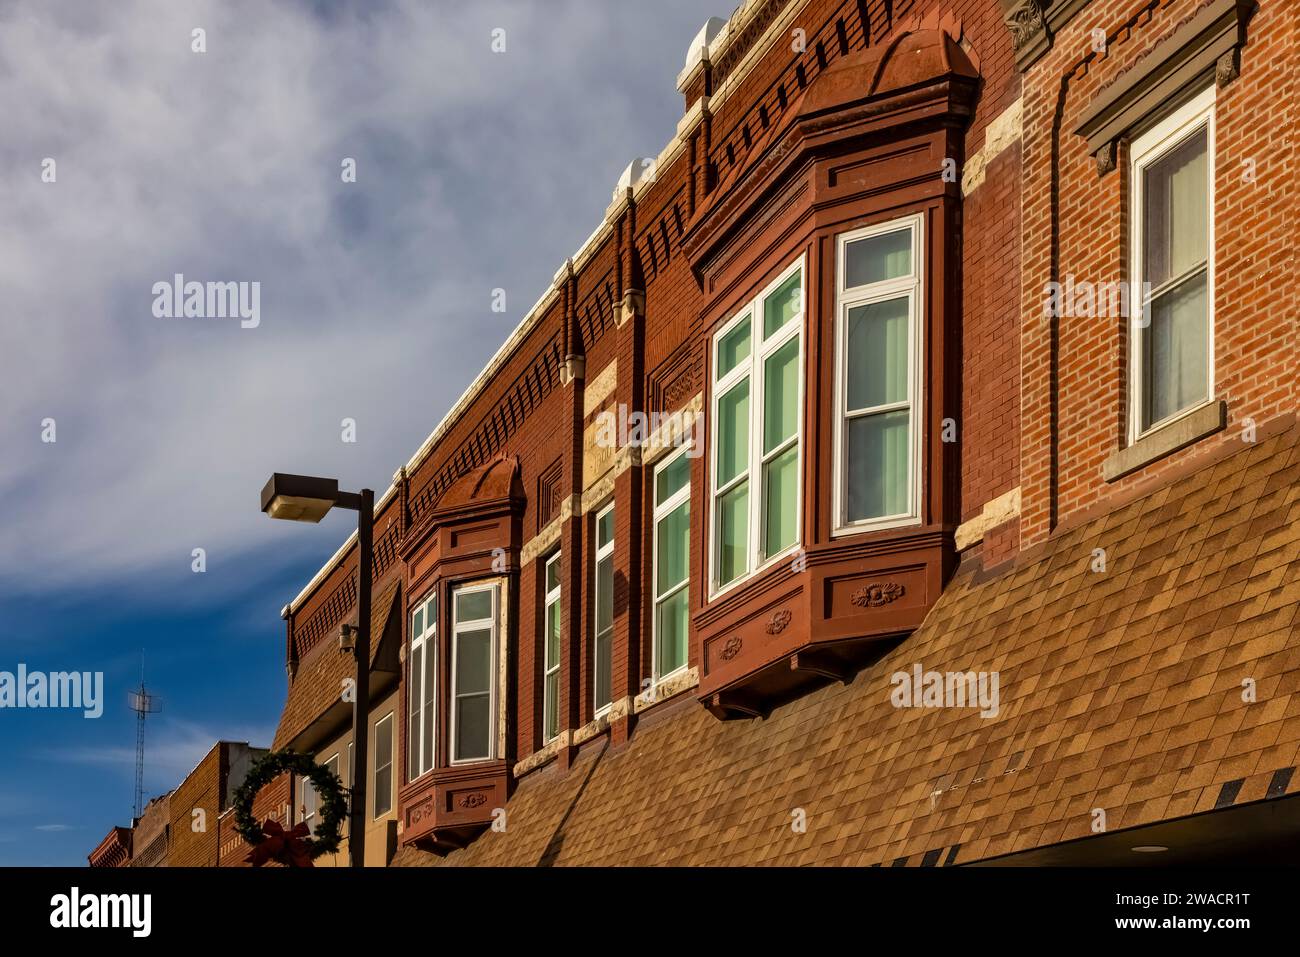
[273,576,401,751]
[395,417,1300,866]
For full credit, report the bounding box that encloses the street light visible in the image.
[261,472,373,869]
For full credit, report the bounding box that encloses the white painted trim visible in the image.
[652,444,692,683]
[449,581,499,765]
[1128,84,1216,444]
[542,551,562,744]
[708,255,806,600]
[831,214,924,537]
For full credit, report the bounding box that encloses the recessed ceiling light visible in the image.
[1131,845,1169,853]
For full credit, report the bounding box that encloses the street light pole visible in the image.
[344,487,372,869]
[260,473,374,868]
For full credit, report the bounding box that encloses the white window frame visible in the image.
[303,752,338,832]
[832,213,925,535]
[708,255,805,598]
[373,711,393,819]
[450,581,499,764]
[542,552,562,742]
[653,443,692,684]
[592,504,615,718]
[1128,85,1216,444]
[407,592,437,781]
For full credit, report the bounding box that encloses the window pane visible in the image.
[762,337,799,454]
[763,269,801,338]
[847,409,910,521]
[544,672,558,741]
[656,501,690,595]
[408,645,422,780]
[455,694,490,760]
[717,315,751,377]
[375,718,392,770]
[716,481,749,584]
[596,555,613,634]
[375,765,392,817]
[655,452,690,504]
[421,642,435,772]
[597,508,614,549]
[594,628,612,711]
[845,228,911,288]
[1143,126,1208,287]
[847,297,909,411]
[412,606,423,636]
[374,719,392,817]
[656,587,689,677]
[1143,272,1208,428]
[546,596,561,667]
[456,589,491,623]
[545,555,560,593]
[455,628,491,695]
[762,445,798,557]
[716,379,750,486]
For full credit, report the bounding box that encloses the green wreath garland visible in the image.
[231,749,347,859]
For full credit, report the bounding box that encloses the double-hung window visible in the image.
[373,712,393,818]
[653,445,691,681]
[593,506,614,715]
[1130,86,1214,439]
[451,583,498,763]
[407,593,437,780]
[834,215,923,533]
[710,257,804,593]
[542,553,562,742]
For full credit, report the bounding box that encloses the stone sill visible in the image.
[511,668,700,781]
[1103,400,1227,482]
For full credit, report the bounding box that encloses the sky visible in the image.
[0,0,714,866]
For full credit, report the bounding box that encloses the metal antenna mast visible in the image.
[127,652,162,820]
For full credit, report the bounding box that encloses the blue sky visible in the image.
[0,0,710,865]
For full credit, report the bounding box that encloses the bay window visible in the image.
[593,506,614,715]
[1130,87,1214,439]
[834,215,923,533]
[710,257,804,593]
[451,582,498,763]
[542,553,561,741]
[407,593,437,780]
[653,445,691,680]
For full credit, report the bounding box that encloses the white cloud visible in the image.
[0,0,705,594]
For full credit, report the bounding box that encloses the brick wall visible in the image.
[1019,0,1298,545]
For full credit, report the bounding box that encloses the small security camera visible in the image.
[339,624,357,654]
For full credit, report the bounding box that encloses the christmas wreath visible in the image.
[231,749,347,866]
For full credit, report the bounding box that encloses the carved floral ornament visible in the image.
[721,636,744,661]
[458,793,489,809]
[850,582,906,608]
[765,609,793,634]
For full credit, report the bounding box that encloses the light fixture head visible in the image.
[1131,845,1169,853]
[261,473,340,523]
[338,624,357,654]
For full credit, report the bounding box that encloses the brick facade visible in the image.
[254,0,1297,866]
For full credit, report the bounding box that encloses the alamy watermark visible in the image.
[152,274,260,328]
[890,663,999,718]
[593,403,704,458]
[1043,275,1152,321]
[0,665,103,718]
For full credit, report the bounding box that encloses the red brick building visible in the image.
[261,0,1298,866]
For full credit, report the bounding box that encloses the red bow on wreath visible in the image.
[244,819,314,868]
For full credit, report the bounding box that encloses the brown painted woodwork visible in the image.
[685,29,976,718]
[398,457,523,851]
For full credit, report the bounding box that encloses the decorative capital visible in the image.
[1003,0,1052,71]
[616,289,645,328]
[1095,140,1117,177]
